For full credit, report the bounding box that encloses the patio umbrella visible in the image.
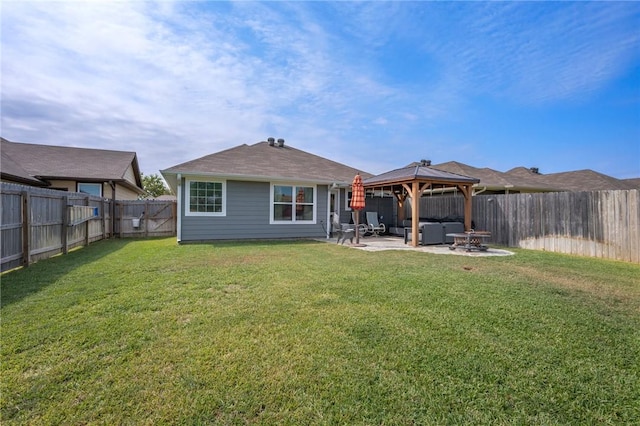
[350,173,366,245]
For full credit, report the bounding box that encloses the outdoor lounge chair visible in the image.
[366,212,386,236]
[351,211,369,237]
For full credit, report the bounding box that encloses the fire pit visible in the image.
[447,231,491,252]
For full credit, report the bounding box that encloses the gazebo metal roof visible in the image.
[362,162,480,247]
[363,163,480,187]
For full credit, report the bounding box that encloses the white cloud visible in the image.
[1,1,277,171]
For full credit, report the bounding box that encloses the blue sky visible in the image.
[2,1,639,179]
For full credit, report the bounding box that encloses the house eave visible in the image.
[162,170,344,187]
[37,175,145,195]
[1,173,49,187]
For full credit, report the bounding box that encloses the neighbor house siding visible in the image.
[45,179,79,192]
[123,165,138,187]
[46,180,140,200]
[111,185,141,200]
[180,179,328,241]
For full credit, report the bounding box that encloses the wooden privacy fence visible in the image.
[114,199,177,238]
[1,183,176,272]
[414,189,639,263]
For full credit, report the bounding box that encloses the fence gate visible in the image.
[114,200,177,238]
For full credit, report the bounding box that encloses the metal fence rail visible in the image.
[1,183,176,272]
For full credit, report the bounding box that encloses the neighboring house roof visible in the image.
[537,169,637,191]
[432,162,555,192]
[153,194,177,201]
[1,137,144,193]
[1,149,48,186]
[161,141,372,191]
[505,166,637,191]
[623,178,640,189]
[425,161,636,193]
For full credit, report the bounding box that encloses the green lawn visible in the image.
[2,238,639,425]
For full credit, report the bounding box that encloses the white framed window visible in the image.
[271,183,316,224]
[78,182,102,197]
[185,179,226,216]
[345,190,352,211]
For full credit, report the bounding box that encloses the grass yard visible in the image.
[1,238,639,425]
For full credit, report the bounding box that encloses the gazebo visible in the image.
[363,161,480,247]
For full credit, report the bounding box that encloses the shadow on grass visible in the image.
[1,238,131,308]
[189,238,342,258]
[178,238,327,249]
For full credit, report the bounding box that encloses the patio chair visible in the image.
[351,211,369,237]
[366,212,386,236]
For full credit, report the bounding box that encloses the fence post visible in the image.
[21,191,31,267]
[119,202,124,238]
[173,201,177,236]
[144,200,149,237]
[62,195,69,254]
[111,197,116,237]
[102,199,107,239]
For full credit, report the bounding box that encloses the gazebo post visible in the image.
[393,191,407,223]
[411,181,420,247]
[461,184,473,231]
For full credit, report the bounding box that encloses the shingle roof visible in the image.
[434,161,511,186]
[623,178,640,189]
[1,149,48,185]
[504,167,638,191]
[1,137,143,191]
[161,141,372,189]
[434,162,555,191]
[538,169,636,191]
[428,161,636,192]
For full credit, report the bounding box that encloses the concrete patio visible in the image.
[321,235,515,257]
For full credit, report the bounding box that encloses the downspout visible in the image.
[326,183,340,239]
[326,185,332,239]
[473,186,487,196]
[176,173,182,243]
[505,184,513,195]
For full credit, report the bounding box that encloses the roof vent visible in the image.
[267,137,275,146]
[277,138,285,147]
[420,159,431,166]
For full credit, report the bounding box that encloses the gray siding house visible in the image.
[161,139,372,242]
